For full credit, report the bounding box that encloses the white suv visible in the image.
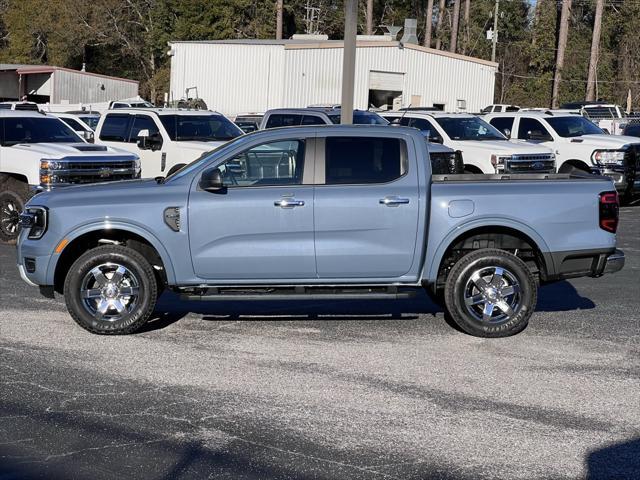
[484,111,639,196]
[380,110,556,174]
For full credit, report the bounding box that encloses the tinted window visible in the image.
[218,140,305,186]
[129,115,160,142]
[325,137,404,185]
[159,114,243,141]
[79,115,100,130]
[60,117,85,131]
[99,114,132,142]
[408,117,436,131]
[546,116,604,137]
[2,117,80,145]
[518,118,552,140]
[435,116,505,141]
[624,124,640,137]
[301,115,326,125]
[489,117,515,136]
[327,111,389,125]
[506,106,520,112]
[265,114,303,129]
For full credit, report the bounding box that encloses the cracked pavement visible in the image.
[0,207,639,479]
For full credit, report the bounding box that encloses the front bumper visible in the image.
[17,264,39,287]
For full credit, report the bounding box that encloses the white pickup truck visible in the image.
[379,111,556,174]
[484,111,639,198]
[94,109,244,178]
[0,110,140,241]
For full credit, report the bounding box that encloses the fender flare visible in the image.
[46,219,177,285]
[422,216,553,284]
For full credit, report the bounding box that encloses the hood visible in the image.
[27,178,157,207]
[570,134,640,149]
[450,139,553,155]
[9,142,138,158]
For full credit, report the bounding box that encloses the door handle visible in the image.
[379,196,410,206]
[274,198,305,208]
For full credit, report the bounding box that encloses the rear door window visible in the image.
[324,137,406,185]
[99,114,132,142]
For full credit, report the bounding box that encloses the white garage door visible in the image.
[368,71,404,91]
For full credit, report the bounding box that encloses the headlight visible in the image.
[18,206,48,239]
[40,159,63,170]
[490,154,511,171]
[592,150,625,165]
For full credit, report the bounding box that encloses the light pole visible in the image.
[341,0,358,124]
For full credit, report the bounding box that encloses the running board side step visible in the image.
[180,286,417,301]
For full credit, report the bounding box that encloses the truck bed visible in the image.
[432,173,606,182]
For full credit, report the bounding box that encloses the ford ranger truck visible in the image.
[379,111,556,174]
[94,109,244,179]
[16,126,624,337]
[485,111,640,199]
[0,110,140,242]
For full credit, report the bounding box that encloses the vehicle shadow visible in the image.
[141,279,596,333]
[586,436,640,479]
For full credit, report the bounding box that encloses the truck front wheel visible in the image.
[64,245,158,335]
[444,248,537,337]
[0,179,29,243]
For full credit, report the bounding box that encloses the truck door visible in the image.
[188,138,316,280]
[313,135,420,279]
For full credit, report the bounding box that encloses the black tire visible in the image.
[166,163,186,177]
[0,179,29,243]
[63,245,158,335]
[444,248,537,338]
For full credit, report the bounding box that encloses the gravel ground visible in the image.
[0,207,639,479]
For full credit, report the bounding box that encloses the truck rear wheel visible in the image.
[444,248,537,337]
[64,245,158,335]
[0,178,29,243]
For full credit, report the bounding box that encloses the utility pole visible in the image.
[552,0,572,109]
[463,0,470,54]
[450,0,460,53]
[424,0,434,48]
[586,0,604,101]
[435,0,445,50]
[341,0,357,124]
[366,0,374,35]
[276,0,283,40]
[491,0,499,63]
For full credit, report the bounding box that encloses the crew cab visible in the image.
[17,126,624,337]
[379,111,556,174]
[0,110,140,242]
[94,109,244,178]
[484,111,639,197]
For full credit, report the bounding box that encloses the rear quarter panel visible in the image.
[423,178,617,283]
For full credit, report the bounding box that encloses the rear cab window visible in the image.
[264,114,303,129]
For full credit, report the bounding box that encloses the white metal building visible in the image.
[168,39,497,116]
[0,64,138,104]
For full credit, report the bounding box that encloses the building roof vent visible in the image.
[400,18,418,45]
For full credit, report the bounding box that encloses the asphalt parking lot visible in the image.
[1,206,639,480]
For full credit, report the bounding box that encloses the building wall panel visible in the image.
[53,70,138,104]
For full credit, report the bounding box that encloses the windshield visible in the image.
[160,114,243,141]
[79,116,100,130]
[2,117,81,145]
[327,111,389,125]
[546,116,604,137]
[434,116,505,141]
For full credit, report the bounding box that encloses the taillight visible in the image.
[599,191,619,233]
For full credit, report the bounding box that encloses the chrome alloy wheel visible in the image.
[0,198,19,236]
[463,266,521,324]
[80,263,140,322]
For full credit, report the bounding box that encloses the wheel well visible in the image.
[463,164,483,174]
[435,226,547,290]
[558,159,591,174]
[0,172,29,187]
[54,229,167,294]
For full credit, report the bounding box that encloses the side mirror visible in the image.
[502,128,511,139]
[83,130,95,143]
[136,129,150,149]
[199,167,225,192]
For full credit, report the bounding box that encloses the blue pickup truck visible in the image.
[16,126,624,337]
